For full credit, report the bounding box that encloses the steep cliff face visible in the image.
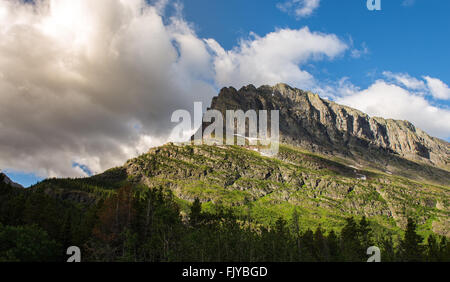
[205,83,449,184]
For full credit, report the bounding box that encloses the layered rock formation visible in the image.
[204,83,449,185]
[113,143,449,236]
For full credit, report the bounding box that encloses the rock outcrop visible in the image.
[202,83,449,185]
[0,171,23,189]
[117,143,450,236]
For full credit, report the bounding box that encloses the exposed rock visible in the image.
[116,142,449,236]
[0,171,24,189]
[200,83,450,185]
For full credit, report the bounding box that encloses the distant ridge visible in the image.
[0,171,23,189]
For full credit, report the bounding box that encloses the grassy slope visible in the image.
[31,143,450,239]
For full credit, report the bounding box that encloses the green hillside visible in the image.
[1,142,447,262]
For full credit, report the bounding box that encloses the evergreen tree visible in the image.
[439,236,450,262]
[358,216,373,249]
[340,217,363,261]
[274,217,288,261]
[189,198,202,226]
[290,209,301,260]
[380,236,395,262]
[326,230,340,262]
[399,217,424,262]
[1,175,448,262]
[313,226,329,261]
[300,229,315,261]
[426,234,439,262]
[0,224,61,262]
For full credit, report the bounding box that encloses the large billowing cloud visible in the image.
[0,0,348,178]
[0,0,217,177]
[206,27,347,89]
[5,0,444,180]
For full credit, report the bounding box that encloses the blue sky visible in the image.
[180,0,450,90]
[1,0,449,187]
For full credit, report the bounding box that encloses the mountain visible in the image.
[204,83,449,186]
[25,84,449,238]
[1,83,449,262]
[0,171,23,189]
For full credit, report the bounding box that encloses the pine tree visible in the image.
[290,209,301,260]
[358,216,372,249]
[399,217,424,262]
[300,229,315,261]
[426,234,439,262]
[189,198,202,226]
[326,230,340,262]
[340,217,363,261]
[274,217,288,261]
[313,226,329,261]
[380,235,395,262]
[439,236,450,262]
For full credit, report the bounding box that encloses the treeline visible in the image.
[0,180,98,261]
[0,182,449,262]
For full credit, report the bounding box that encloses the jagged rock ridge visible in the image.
[204,83,449,185]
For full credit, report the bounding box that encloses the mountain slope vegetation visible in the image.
[0,84,449,261]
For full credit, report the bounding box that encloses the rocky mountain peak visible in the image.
[205,84,449,183]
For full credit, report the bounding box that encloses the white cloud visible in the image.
[277,0,321,19]
[380,71,450,101]
[335,80,450,140]
[0,0,349,179]
[423,76,450,100]
[314,77,361,100]
[382,71,426,90]
[3,0,445,181]
[0,0,217,177]
[206,27,347,89]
